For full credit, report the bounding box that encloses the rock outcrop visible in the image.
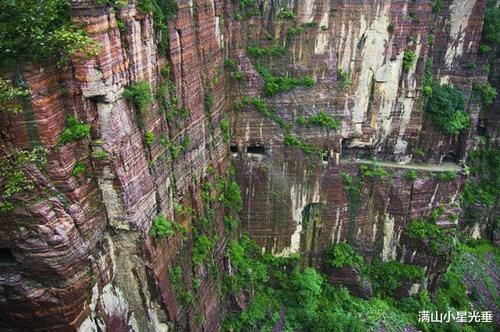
[0,0,495,331]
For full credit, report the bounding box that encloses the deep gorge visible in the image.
[0,0,498,331]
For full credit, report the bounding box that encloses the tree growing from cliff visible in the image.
[427,84,470,135]
[123,82,153,112]
[0,78,29,113]
[0,0,98,68]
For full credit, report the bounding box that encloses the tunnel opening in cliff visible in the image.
[477,119,487,136]
[341,139,372,159]
[246,145,266,155]
[442,151,459,163]
[0,248,16,266]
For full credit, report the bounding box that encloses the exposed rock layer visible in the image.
[0,0,494,331]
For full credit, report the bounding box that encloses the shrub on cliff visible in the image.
[434,170,456,181]
[0,147,47,213]
[247,45,286,58]
[337,69,351,88]
[58,115,91,145]
[192,235,215,265]
[324,243,364,269]
[368,261,425,296]
[404,218,453,255]
[404,170,418,181]
[256,66,314,96]
[0,0,98,68]
[427,84,470,135]
[123,82,153,112]
[144,131,155,147]
[461,147,499,208]
[0,79,30,113]
[473,82,497,107]
[218,180,242,212]
[359,164,389,179]
[298,110,340,130]
[278,9,296,21]
[403,51,416,71]
[150,214,174,238]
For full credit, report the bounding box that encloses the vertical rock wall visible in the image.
[0,0,231,330]
[228,0,486,267]
[0,0,493,330]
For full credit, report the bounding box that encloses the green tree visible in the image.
[427,84,470,135]
[0,0,97,68]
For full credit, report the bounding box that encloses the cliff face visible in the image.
[229,0,485,262]
[1,0,229,330]
[0,0,494,331]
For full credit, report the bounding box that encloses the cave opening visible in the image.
[247,145,266,155]
[322,151,329,162]
[230,145,238,153]
[442,152,458,163]
[477,119,487,136]
[0,248,17,265]
[341,139,372,159]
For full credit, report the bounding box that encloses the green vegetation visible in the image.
[159,136,190,160]
[221,216,499,331]
[387,23,395,33]
[481,0,499,50]
[277,9,296,21]
[423,58,433,95]
[247,46,286,57]
[462,147,499,209]
[337,69,351,88]
[72,162,86,176]
[94,150,108,159]
[404,218,453,255]
[218,180,242,212]
[150,214,175,238]
[137,0,178,55]
[0,0,98,68]
[342,173,364,211]
[434,171,456,181]
[144,131,155,147]
[192,234,215,265]
[473,82,497,107]
[284,132,320,155]
[427,84,470,135]
[403,51,416,71]
[368,260,425,296]
[244,97,289,129]
[223,59,237,71]
[324,243,363,268]
[0,79,30,113]
[0,147,47,213]
[297,111,340,130]
[405,170,418,181]
[256,66,314,97]
[302,22,318,29]
[431,0,444,14]
[220,118,230,143]
[123,82,153,112]
[224,215,239,233]
[224,59,245,82]
[223,235,493,332]
[58,115,91,145]
[359,163,389,179]
[413,147,425,158]
[286,26,304,39]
